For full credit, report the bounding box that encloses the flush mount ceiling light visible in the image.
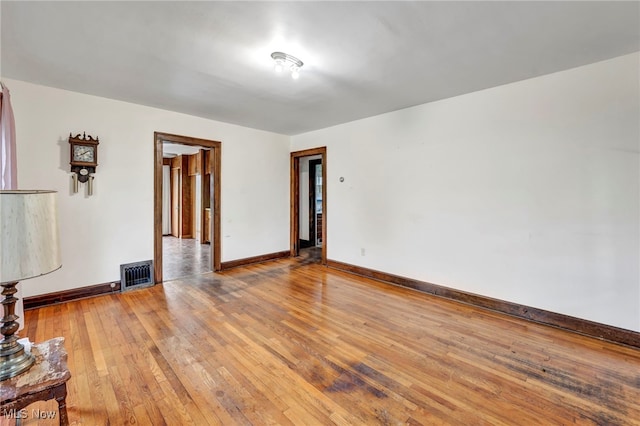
[271,51,303,79]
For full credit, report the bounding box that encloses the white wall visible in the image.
[162,165,171,235]
[5,78,290,297]
[292,53,640,332]
[194,174,202,241]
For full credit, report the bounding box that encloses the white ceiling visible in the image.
[2,1,638,136]
[162,142,205,158]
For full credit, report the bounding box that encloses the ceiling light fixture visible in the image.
[271,51,303,79]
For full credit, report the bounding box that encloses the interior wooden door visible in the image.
[171,168,180,237]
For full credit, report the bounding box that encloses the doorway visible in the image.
[154,132,221,284]
[300,157,322,249]
[162,143,210,281]
[290,147,327,264]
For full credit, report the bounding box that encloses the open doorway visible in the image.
[290,147,327,264]
[154,132,221,284]
[162,143,210,281]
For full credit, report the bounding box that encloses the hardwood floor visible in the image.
[7,257,640,425]
[299,246,322,264]
[162,236,211,281]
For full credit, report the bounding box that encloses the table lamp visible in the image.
[0,190,61,381]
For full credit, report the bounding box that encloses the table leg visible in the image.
[54,383,69,426]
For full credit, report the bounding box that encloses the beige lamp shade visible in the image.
[0,190,61,284]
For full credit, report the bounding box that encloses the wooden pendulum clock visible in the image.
[69,132,99,196]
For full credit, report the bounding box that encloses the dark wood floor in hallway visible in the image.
[14,256,640,425]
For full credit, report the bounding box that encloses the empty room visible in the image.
[1,1,639,425]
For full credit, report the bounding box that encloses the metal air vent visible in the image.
[120,260,154,292]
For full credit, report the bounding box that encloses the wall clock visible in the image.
[69,132,99,195]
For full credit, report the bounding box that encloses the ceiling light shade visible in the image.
[271,51,303,79]
[291,66,300,80]
[273,58,285,73]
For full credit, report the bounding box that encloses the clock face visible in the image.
[73,145,95,163]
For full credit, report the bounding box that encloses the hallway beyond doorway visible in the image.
[162,236,211,281]
[299,247,321,264]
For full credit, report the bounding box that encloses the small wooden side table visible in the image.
[1,337,71,425]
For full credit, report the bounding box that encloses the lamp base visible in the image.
[1,281,36,381]
[0,340,35,381]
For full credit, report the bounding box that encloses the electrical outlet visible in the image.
[361,248,365,256]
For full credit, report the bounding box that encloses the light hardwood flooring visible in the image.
[5,257,640,425]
